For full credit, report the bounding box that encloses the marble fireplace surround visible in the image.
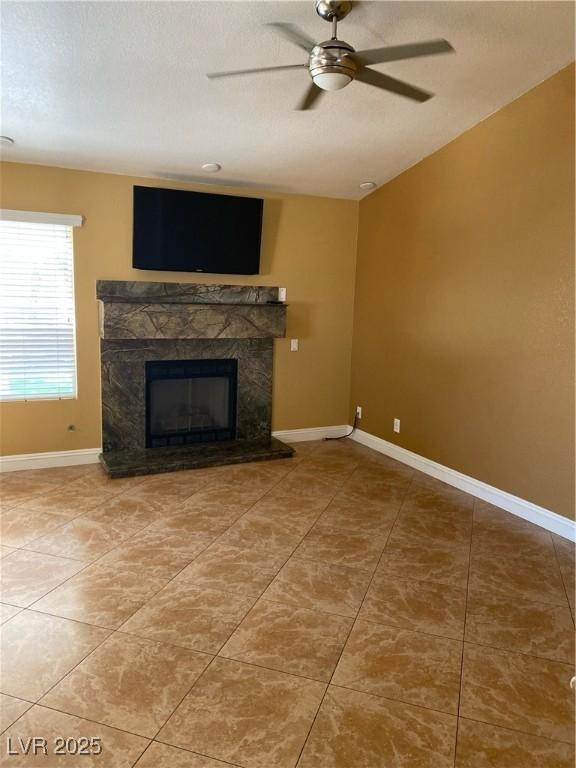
[97,280,293,477]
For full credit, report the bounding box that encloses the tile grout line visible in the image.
[453,494,476,767]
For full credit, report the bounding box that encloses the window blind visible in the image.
[0,216,79,401]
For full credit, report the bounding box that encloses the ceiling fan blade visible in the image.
[296,83,324,110]
[207,63,305,79]
[355,67,432,102]
[355,39,454,66]
[266,22,317,53]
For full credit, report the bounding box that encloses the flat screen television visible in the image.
[132,186,263,274]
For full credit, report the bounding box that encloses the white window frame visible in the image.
[0,209,83,402]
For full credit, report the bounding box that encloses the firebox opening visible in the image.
[145,359,237,448]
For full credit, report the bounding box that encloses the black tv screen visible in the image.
[132,186,263,274]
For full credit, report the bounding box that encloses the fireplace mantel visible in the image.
[97,280,293,477]
[97,280,287,341]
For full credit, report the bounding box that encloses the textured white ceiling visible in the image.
[1,1,574,199]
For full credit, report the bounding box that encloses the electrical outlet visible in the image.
[393,418,400,433]
[290,339,299,352]
[355,406,362,419]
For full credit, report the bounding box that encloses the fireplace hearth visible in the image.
[97,281,294,477]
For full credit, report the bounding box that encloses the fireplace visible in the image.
[146,359,237,447]
[97,280,294,477]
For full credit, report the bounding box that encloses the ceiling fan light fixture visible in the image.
[312,70,352,91]
[309,40,356,91]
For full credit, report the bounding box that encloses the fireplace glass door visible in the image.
[145,359,237,447]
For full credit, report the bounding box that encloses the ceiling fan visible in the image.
[207,0,454,110]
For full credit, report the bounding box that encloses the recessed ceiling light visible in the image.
[201,163,222,173]
[0,136,15,146]
[359,181,376,191]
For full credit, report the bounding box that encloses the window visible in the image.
[0,210,82,401]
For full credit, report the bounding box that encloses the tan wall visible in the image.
[0,163,359,455]
[350,64,575,519]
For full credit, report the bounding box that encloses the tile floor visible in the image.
[0,439,574,767]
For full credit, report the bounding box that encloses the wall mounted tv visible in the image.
[132,186,263,274]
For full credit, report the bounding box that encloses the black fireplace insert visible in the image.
[145,359,237,448]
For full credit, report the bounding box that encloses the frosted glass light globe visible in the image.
[312,72,352,91]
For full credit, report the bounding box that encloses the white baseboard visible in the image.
[350,428,575,542]
[0,448,101,473]
[272,425,351,443]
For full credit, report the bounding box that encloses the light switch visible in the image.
[290,339,299,352]
[279,287,287,302]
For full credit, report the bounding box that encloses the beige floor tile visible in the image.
[460,643,575,743]
[41,633,211,738]
[23,516,135,561]
[455,718,575,767]
[150,505,243,537]
[220,599,352,681]
[297,684,457,768]
[333,620,462,714]
[263,558,372,618]
[219,513,309,552]
[465,589,575,663]
[359,573,467,639]
[271,471,339,501]
[247,494,329,525]
[468,548,568,606]
[122,582,255,653]
[472,505,555,558]
[0,603,21,624]
[0,480,64,510]
[0,547,16,560]
[294,525,388,571]
[0,550,85,608]
[472,521,555,560]
[0,610,110,700]
[20,486,116,517]
[317,494,400,535]
[32,562,171,629]
[158,657,325,768]
[341,479,409,506]
[5,466,93,486]
[66,474,149,499]
[298,455,359,481]
[0,693,31,734]
[474,502,549,538]
[126,475,206,504]
[352,457,414,483]
[202,465,287,492]
[176,542,285,597]
[392,505,472,549]
[288,441,320,459]
[0,508,70,548]
[87,494,175,532]
[407,478,473,509]
[379,539,470,587]
[97,528,212,575]
[0,705,148,766]
[183,484,267,513]
[134,742,235,767]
